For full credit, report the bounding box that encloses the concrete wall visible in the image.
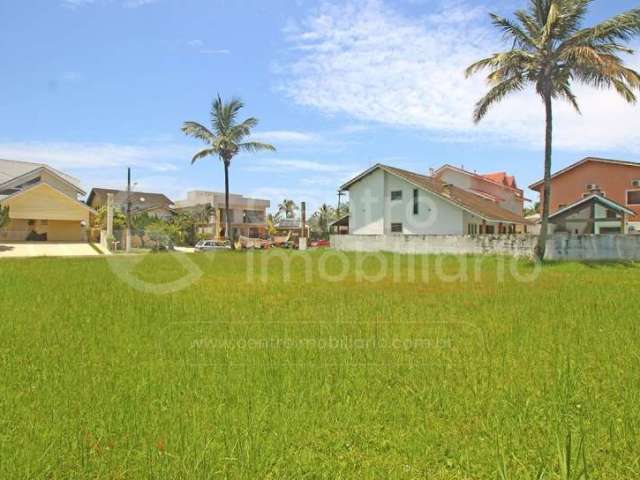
[331,233,640,261]
[545,234,640,261]
[331,234,537,257]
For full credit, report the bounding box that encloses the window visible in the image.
[606,209,617,219]
[467,224,478,235]
[413,189,419,215]
[627,190,640,206]
[391,190,402,201]
[391,223,403,233]
[485,225,495,234]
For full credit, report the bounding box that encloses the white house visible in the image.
[340,164,530,236]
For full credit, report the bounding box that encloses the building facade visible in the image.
[0,159,95,242]
[529,157,640,232]
[174,191,270,239]
[87,188,175,221]
[341,164,530,236]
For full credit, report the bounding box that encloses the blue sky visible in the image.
[1,0,639,212]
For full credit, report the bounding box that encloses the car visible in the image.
[194,240,231,252]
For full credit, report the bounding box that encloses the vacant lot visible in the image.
[1,251,639,479]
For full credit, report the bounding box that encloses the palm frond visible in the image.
[473,75,524,123]
[238,141,276,153]
[490,13,535,49]
[181,121,216,144]
[191,147,219,165]
[571,8,640,44]
[229,117,259,141]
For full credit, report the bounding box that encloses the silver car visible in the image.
[194,240,231,252]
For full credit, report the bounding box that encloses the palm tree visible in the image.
[182,95,275,249]
[312,203,336,239]
[278,199,298,219]
[466,0,640,259]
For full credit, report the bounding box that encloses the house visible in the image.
[87,188,175,221]
[174,191,270,239]
[529,157,640,233]
[548,195,634,235]
[273,218,310,238]
[0,159,95,242]
[340,164,530,236]
[432,164,526,215]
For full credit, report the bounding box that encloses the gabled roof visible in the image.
[87,188,174,209]
[529,157,640,190]
[433,164,524,196]
[0,165,85,196]
[482,171,517,189]
[0,182,96,214]
[549,194,635,219]
[0,159,81,189]
[341,164,531,224]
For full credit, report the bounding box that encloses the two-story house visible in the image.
[174,191,270,239]
[0,159,95,242]
[432,164,525,216]
[529,157,640,233]
[87,188,175,221]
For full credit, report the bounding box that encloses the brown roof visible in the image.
[529,157,640,190]
[87,188,173,209]
[342,164,531,224]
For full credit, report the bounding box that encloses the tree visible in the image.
[466,0,640,259]
[182,95,275,249]
[130,212,156,248]
[93,205,127,230]
[277,199,298,219]
[0,206,9,229]
[310,203,336,240]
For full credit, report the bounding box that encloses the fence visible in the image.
[331,233,640,261]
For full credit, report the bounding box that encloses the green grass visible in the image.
[1,251,639,479]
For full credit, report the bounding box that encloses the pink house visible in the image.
[432,165,525,216]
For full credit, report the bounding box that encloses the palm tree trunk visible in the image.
[535,93,553,261]
[224,159,235,250]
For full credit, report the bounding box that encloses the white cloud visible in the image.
[282,0,640,155]
[243,158,353,173]
[0,141,187,172]
[62,0,158,8]
[253,130,319,144]
[187,40,230,56]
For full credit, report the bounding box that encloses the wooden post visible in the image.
[481,220,486,235]
[621,211,626,234]
[299,201,307,250]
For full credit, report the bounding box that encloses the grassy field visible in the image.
[1,250,639,479]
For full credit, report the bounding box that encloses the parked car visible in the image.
[310,239,330,248]
[194,240,231,252]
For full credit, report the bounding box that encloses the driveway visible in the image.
[0,242,102,258]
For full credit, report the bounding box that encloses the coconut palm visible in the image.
[466,0,640,259]
[182,95,275,249]
[311,203,336,240]
[278,199,298,219]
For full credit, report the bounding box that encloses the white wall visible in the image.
[350,169,385,234]
[348,169,465,235]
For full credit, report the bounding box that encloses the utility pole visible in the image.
[126,167,132,252]
[337,191,345,216]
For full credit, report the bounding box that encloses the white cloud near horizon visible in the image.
[0,141,187,172]
[242,158,354,173]
[253,130,320,144]
[62,0,158,8]
[282,0,640,156]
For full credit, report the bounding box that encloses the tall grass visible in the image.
[0,251,638,478]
